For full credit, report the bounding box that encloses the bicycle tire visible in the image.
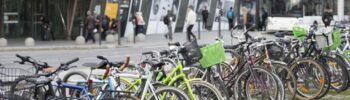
[224,49,243,69]
[9,75,45,100]
[233,67,280,100]
[289,58,329,100]
[179,80,223,100]
[272,61,297,100]
[62,71,88,84]
[146,86,190,100]
[317,55,349,96]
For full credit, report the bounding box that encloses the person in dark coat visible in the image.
[322,4,333,27]
[40,16,55,41]
[201,6,209,29]
[261,8,268,31]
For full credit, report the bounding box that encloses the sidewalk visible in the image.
[0,30,270,52]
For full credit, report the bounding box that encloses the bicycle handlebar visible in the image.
[65,58,79,66]
[119,56,130,71]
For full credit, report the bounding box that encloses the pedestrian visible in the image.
[322,4,333,27]
[201,6,209,29]
[101,15,110,40]
[40,16,55,41]
[227,7,235,30]
[110,19,118,33]
[242,6,249,29]
[261,8,268,31]
[85,11,96,43]
[186,5,197,41]
[163,10,173,41]
[132,12,146,35]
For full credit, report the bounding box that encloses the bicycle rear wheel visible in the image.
[147,86,190,100]
[234,67,281,100]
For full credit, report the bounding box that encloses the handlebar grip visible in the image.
[16,54,23,59]
[66,58,79,65]
[119,56,130,71]
[142,51,153,55]
[168,42,181,46]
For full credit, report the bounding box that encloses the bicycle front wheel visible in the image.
[147,86,190,100]
[289,58,329,100]
[179,80,223,100]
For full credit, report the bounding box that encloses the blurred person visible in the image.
[261,7,268,31]
[40,16,55,41]
[227,7,235,30]
[133,12,146,35]
[85,11,96,43]
[201,6,209,29]
[186,5,197,41]
[101,15,110,40]
[110,19,118,33]
[322,4,333,27]
[163,10,173,41]
[242,6,249,28]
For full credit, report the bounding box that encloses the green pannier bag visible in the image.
[199,42,226,68]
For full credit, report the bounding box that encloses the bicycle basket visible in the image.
[180,40,202,66]
[324,28,341,51]
[0,65,35,82]
[293,26,307,41]
[314,27,338,50]
[199,42,226,68]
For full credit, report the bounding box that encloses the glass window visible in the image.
[345,0,350,15]
[305,0,337,16]
[269,0,303,17]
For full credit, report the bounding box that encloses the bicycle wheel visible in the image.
[179,80,223,100]
[147,86,190,100]
[234,67,280,100]
[224,49,243,69]
[62,71,88,84]
[9,75,45,100]
[318,55,349,92]
[272,61,297,100]
[289,58,329,100]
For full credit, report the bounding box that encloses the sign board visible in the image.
[105,1,119,19]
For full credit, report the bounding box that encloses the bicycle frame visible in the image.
[161,62,195,100]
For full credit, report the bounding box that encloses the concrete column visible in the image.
[338,0,344,20]
[0,0,3,37]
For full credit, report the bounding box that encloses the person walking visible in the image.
[201,6,209,29]
[40,16,55,41]
[163,10,173,41]
[85,11,96,43]
[322,4,333,27]
[186,6,197,41]
[101,15,110,40]
[227,7,235,30]
[133,12,146,35]
[261,8,268,31]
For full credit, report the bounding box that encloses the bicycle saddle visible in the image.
[143,60,165,68]
[82,63,100,69]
